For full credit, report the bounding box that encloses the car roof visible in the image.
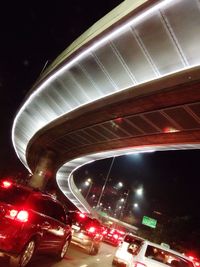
[1,179,61,202]
[142,240,192,260]
[125,233,145,240]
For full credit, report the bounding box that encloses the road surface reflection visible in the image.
[0,242,117,267]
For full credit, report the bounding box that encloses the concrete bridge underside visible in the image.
[27,68,200,211]
[12,0,200,212]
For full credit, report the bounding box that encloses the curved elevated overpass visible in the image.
[12,0,200,212]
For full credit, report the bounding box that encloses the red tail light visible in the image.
[86,226,97,237]
[189,256,195,261]
[6,209,29,222]
[8,209,18,219]
[102,230,107,235]
[88,226,96,233]
[113,234,119,239]
[16,210,29,222]
[1,180,12,188]
[79,212,86,219]
[187,255,200,266]
[119,231,125,235]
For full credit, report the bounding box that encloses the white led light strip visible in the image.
[56,144,200,212]
[12,0,182,169]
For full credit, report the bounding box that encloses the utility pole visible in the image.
[96,157,115,209]
[85,181,92,200]
[120,189,130,220]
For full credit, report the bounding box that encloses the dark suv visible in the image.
[68,211,103,255]
[103,227,125,247]
[0,179,72,267]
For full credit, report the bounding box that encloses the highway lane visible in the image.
[29,242,116,267]
[0,242,117,267]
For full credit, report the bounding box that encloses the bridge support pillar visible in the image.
[28,150,56,190]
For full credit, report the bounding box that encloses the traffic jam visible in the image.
[0,178,199,267]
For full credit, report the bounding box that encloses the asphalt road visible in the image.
[0,242,116,267]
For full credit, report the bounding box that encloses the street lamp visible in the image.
[136,187,143,197]
[118,182,123,188]
[85,178,92,186]
[114,181,123,190]
[118,190,129,220]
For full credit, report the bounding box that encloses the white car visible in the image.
[112,233,145,266]
[113,239,194,267]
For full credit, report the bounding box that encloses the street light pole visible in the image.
[96,157,115,209]
[119,189,130,220]
[124,189,130,207]
[85,181,92,200]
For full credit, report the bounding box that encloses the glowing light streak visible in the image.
[12,0,184,167]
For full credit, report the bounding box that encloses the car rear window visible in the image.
[79,217,95,228]
[28,196,66,223]
[0,186,30,206]
[71,212,101,230]
[145,245,193,267]
[124,234,142,244]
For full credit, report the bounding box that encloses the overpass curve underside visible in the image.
[12,0,200,212]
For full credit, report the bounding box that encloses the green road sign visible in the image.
[142,216,157,228]
[99,211,108,217]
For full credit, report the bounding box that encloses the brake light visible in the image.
[79,213,86,219]
[134,262,147,267]
[1,180,12,188]
[88,226,96,233]
[189,256,195,261]
[102,230,107,235]
[6,209,29,222]
[113,234,119,239]
[187,255,200,266]
[119,231,125,235]
[16,211,29,222]
[9,209,18,218]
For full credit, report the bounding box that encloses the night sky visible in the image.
[0,0,123,176]
[73,150,200,253]
[74,150,200,217]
